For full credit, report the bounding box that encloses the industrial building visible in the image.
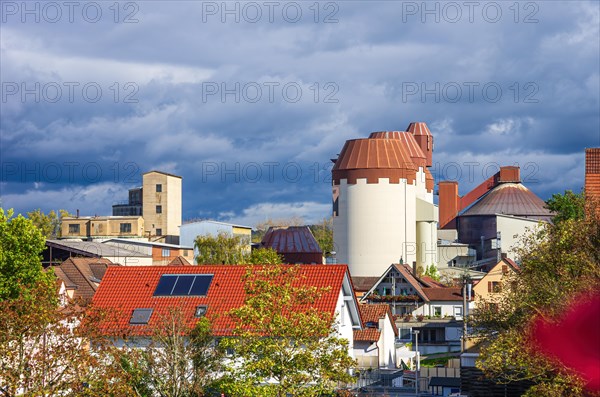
[332,123,439,277]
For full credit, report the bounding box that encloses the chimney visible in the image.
[498,166,520,183]
[438,181,459,228]
[412,261,417,276]
[407,122,433,167]
[76,209,79,218]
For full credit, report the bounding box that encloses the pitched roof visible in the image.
[168,256,192,266]
[260,226,322,254]
[92,265,355,336]
[420,276,445,288]
[353,328,381,342]
[358,304,398,336]
[422,287,464,301]
[352,276,380,292]
[54,257,114,304]
[46,240,150,258]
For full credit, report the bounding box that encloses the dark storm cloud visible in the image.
[1,0,598,225]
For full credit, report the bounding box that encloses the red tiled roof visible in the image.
[168,256,192,266]
[359,304,398,336]
[92,264,349,336]
[54,257,114,304]
[422,287,464,301]
[421,276,445,288]
[354,328,381,342]
[352,276,380,292]
[393,264,430,302]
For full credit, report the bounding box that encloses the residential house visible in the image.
[354,304,402,369]
[361,263,474,355]
[472,257,520,310]
[52,257,115,305]
[102,238,194,266]
[91,265,362,359]
[44,239,152,266]
[260,226,323,264]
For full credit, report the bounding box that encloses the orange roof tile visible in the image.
[354,328,381,342]
[92,264,350,336]
[359,304,398,336]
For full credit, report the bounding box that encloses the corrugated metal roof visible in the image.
[46,240,151,257]
[333,138,417,171]
[460,183,552,219]
[260,226,322,254]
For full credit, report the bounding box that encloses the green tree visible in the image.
[423,264,441,281]
[545,190,585,224]
[310,216,334,254]
[0,208,55,301]
[195,232,248,264]
[472,199,600,395]
[246,248,283,265]
[26,209,73,238]
[219,265,356,397]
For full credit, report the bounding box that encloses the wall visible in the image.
[496,215,541,259]
[62,217,144,238]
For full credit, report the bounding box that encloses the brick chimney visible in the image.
[439,181,459,228]
[498,166,520,183]
[586,148,600,205]
[407,122,433,167]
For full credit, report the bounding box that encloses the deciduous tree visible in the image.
[219,265,356,397]
[545,189,585,224]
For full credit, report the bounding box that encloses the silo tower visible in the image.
[332,123,438,277]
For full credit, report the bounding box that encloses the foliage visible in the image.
[129,308,224,397]
[195,232,248,264]
[195,233,283,265]
[545,190,585,224]
[246,247,284,265]
[423,264,441,281]
[0,208,55,302]
[26,209,73,238]
[472,200,600,394]
[219,265,356,397]
[310,216,334,254]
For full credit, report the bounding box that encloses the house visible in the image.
[52,257,115,305]
[351,276,379,299]
[439,166,551,265]
[361,263,474,355]
[91,264,362,357]
[61,215,145,240]
[472,258,520,310]
[260,226,323,264]
[179,220,252,255]
[353,304,401,369]
[102,238,194,266]
[44,239,153,266]
[332,124,438,278]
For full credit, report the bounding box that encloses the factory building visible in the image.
[332,122,438,277]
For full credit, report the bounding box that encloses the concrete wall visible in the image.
[142,172,182,240]
[496,215,541,259]
[62,217,144,238]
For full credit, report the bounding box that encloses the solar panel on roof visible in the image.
[130,308,153,324]
[154,275,177,296]
[189,275,213,296]
[172,275,195,295]
[153,274,213,297]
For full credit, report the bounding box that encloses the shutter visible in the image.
[488,281,492,293]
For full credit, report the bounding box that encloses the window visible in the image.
[195,305,208,317]
[130,308,153,325]
[156,228,162,236]
[488,281,502,293]
[153,274,214,296]
[156,205,162,214]
[156,184,162,192]
[399,327,412,340]
[120,223,132,233]
[183,250,188,256]
[433,306,442,317]
[68,224,80,234]
[502,265,508,274]
[454,306,463,318]
[162,248,171,257]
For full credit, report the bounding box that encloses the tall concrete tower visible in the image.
[332,123,438,277]
[142,171,182,244]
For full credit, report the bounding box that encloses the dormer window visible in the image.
[195,305,208,317]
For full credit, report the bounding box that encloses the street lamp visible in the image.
[413,329,420,396]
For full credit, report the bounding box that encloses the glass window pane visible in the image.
[154,275,177,296]
[172,275,195,295]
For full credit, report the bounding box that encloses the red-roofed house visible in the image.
[92,264,362,354]
[354,304,405,369]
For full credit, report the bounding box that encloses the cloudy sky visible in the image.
[1,0,599,226]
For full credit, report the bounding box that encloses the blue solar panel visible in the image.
[154,275,177,296]
[154,274,213,297]
[189,275,213,296]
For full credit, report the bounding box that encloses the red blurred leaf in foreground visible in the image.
[530,292,600,392]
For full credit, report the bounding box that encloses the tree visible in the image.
[195,233,283,265]
[423,264,441,281]
[129,308,223,397]
[472,199,600,396]
[310,216,334,254]
[545,190,585,224]
[195,232,248,264]
[0,208,55,301]
[219,265,356,397]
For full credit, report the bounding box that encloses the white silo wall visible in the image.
[333,178,417,277]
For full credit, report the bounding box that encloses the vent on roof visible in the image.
[130,308,153,325]
[195,305,208,317]
[153,274,213,297]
